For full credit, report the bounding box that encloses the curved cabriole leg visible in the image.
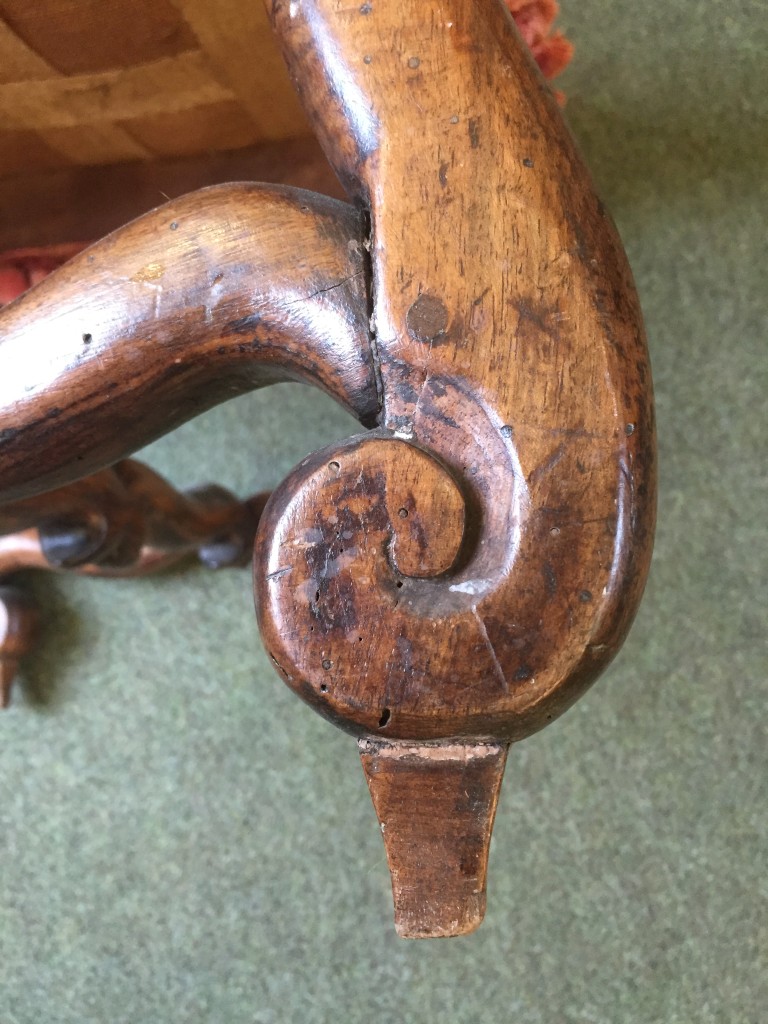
[0,0,655,938]
[257,0,656,936]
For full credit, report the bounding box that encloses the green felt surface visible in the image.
[1,1,766,1021]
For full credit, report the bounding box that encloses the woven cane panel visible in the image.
[0,0,309,179]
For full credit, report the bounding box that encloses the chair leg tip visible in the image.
[359,738,508,939]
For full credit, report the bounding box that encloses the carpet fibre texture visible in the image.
[1,1,766,1022]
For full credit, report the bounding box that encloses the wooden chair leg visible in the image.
[0,0,655,935]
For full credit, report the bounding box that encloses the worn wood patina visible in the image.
[0,0,655,937]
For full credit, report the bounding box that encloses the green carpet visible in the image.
[1,1,766,1021]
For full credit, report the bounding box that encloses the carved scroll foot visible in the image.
[0,0,656,938]
[360,739,508,938]
[257,0,655,937]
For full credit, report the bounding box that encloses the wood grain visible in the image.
[0,460,267,706]
[360,739,508,938]
[257,0,656,934]
[0,0,312,177]
[263,0,656,741]
[0,458,267,571]
[0,0,655,938]
[0,182,377,503]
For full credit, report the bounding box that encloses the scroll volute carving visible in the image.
[257,0,655,936]
[0,0,655,939]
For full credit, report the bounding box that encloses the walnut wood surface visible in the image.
[0,0,655,938]
[257,432,470,732]
[0,458,267,572]
[0,458,268,706]
[0,0,308,178]
[256,0,656,933]
[262,0,655,739]
[0,182,376,503]
[359,739,508,938]
[0,584,37,708]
